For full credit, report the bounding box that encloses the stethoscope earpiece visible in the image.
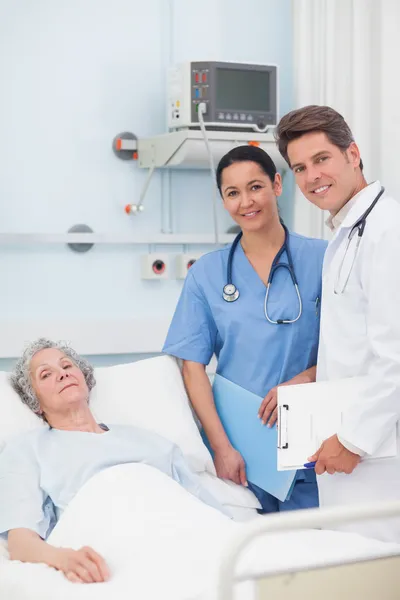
[222,284,240,302]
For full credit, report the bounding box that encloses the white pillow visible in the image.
[0,538,8,560]
[0,371,46,452]
[89,356,215,474]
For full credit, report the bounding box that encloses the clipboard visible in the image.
[277,377,397,471]
[211,374,297,502]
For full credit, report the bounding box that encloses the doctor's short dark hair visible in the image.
[216,145,277,195]
[275,105,364,171]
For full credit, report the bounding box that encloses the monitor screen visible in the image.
[216,68,271,112]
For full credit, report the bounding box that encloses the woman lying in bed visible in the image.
[0,338,225,584]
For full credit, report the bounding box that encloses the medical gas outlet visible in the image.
[140,254,169,280]
[176,253,203,279]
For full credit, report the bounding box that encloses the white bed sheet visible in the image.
[197,471,261,520]
[0,464,399,600]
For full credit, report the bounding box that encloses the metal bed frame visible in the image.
[217,501,400,600]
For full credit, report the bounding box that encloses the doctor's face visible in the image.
[220,161,282,232]
[287,132,363,214]
[30,348,89,417]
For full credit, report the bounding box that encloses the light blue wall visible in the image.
[0,353,160,373]
[0,0,293,369]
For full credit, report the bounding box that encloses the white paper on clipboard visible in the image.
[277,376,397,471]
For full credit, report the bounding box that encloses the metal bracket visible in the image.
[113,131,156,216]
[112,131,138,160]
[125,158,156,216]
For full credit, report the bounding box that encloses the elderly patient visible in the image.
[0,338,223,584]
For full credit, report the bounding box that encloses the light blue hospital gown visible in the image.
[163,232,328,512]
[0,425,225,540]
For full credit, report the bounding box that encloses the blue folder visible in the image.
[210,374,296,502]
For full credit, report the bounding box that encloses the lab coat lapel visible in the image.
[323,232,343,274]
[322,181,382,277]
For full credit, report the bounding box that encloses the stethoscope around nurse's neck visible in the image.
[222,224,303,324]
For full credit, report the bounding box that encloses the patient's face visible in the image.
[30,348,89,416]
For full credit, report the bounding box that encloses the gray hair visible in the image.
[10,338,96,419]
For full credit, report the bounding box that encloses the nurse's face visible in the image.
[30,348,89,417]
[220,161,282,232]
[287,132,363,214]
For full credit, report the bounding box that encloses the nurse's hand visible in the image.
[259,368,317,426]
[214,445,248,486]
[259,386,279,427]
[308,435,361,475]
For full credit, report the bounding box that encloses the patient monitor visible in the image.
[168,61,278,133]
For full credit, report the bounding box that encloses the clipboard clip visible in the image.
[278,404,289,449]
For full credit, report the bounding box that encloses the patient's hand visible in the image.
[54,546,110,584]
[8,529,110,583]
[214,445,248,487]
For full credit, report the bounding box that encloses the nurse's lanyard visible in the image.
[222,224,303,324]
[334,186,385,294]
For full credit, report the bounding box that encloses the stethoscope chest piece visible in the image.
[223,284,240,302]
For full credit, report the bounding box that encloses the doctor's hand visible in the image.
[213,445,248,487]
[308,435,361,475]
[53,546,110,584]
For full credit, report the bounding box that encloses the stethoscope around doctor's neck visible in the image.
[222,223,303,325]
[334,185,385,294]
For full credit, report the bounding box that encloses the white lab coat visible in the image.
[317,180,400,543]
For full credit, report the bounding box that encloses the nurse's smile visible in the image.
[242,210,261,218]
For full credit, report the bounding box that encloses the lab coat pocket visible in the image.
[332,281,367,336]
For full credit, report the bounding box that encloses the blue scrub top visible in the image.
[163,232,327,399]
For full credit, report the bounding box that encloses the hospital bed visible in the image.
[218,501,400,600]
[1,355,400,599]
[1,464,400,600]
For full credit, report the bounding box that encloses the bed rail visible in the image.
[217,501,400,600]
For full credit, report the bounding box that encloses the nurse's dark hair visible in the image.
[216,145,277,194]
[275,105,364,171]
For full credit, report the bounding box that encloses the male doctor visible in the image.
[275,105,400,542]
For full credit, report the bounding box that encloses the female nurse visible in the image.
[163,145,327,512]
